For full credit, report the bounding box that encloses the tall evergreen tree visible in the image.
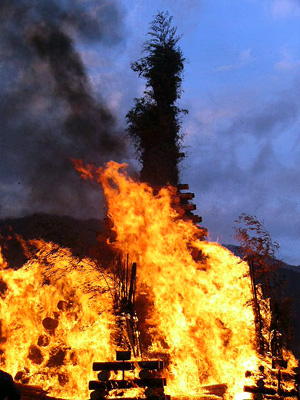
[126,12,186,187]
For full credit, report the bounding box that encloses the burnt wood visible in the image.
[93,361,134,371]
[244,385,276,395]
[89,378,166,390]
[138,361,164,370]
[243,385,299,397]
[177,184,189,190]
[90,389,107,400]
[181,203,196,211]
[89,397,170,400]
[93,360,163,371]
[97,371,111,381]
[191,215,202,223]
[202,384,227,397]
[178,192,194,200]
[116,351,131,361]
[270,370,300,382]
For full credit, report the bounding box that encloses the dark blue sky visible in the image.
[1,0,300,264]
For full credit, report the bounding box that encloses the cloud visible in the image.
[225,100,299,139]
[181,69,300,264]
[270,0,300,19]
[216,48,253,72]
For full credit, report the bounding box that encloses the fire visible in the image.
[0,241,115,398]
[1,160,298,399]
[96,161,259,398]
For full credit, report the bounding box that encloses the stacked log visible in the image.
[172,185,207,238]
[244,365,300,399]
[90,351,169,400]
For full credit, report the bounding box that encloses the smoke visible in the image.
[0,0,128,219]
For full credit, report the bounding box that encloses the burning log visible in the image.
[89,397,170,400]
[138,361,164,370]
[244,385,299,397]
[244,363,300,400]
[244,385,277,395]
[42,317,59,331]
[97,371,111,381]
[90,390,107,400]
[181,203,196,211]
[171,185,203,226]
[177,192,195,200]
[93,360,164,372]
[93,362,134,371]
[89,378,166,390]
[90,352,167,400]
[184,214,202,223]
[202,384,228,397]
[269,370,300,382]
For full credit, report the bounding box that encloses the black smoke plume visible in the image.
[0,0,127,219]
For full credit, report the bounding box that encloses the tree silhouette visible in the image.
[235,214,293,355]
[126,12,186,187]
[235,213,279,279]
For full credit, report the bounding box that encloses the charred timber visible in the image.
[139,369,161,379]
[272,359,288,369]
[202,384,228,397]
[93,360,163,371]
[90,396,170,400]
[184,215,202,223]
[116,351,131,361]
[97,371,111,381]
[270,370,300,382]
[89,378,166,390]
[177,184,189,190]
[139,361,163,370]
[178,192,194,200]
[244,386,276,395]
[244,385,299,397]
[93,362,134,371]
[181,203,196,211]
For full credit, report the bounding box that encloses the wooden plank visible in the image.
[93,361,134,371]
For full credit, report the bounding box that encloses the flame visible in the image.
[0,241,115,399]
[1,160,298,399]
[97,162,259,398]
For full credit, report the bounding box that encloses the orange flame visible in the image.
[0,161,298,400]
[98,162,259,398]
[0,241,115,399]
